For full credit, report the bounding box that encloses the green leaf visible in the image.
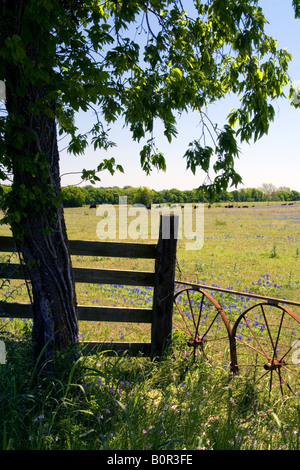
[293,0,300,17]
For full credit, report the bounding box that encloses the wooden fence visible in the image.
[0,215,178,357]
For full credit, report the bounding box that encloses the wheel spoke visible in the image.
[275,367,296,396]
[195,292,205,338]
[272,309,285,362]
[281,364,300,379]
[202,311,219,340]
[174,297,194,337]
[186,289,197,332]
[260,304,276,353]
[236,314,270,360]
[235,334,270,359]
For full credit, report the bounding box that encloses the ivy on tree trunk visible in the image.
[3,1,78,362]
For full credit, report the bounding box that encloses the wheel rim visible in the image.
[232,302,300,397]
[173,287,235,369]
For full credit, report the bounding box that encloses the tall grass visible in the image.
[0,323,299,450]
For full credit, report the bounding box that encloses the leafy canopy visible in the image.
[0,0,297,201]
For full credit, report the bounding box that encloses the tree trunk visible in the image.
[3,1,79,363]
[6,90,79,365]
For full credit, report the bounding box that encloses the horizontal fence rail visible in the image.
[0,215,178,357]
[0,264,155,287]
[0,302,153,323]
[0,235,157,259]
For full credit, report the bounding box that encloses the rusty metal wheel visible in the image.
[232,302,300,397]
[173,287,237,370]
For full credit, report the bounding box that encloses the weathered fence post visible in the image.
[151,214,179,358]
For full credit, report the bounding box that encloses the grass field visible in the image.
[0,202,300,450]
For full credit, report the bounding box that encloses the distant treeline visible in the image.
[60,184,300,208]
[1,184,300,209]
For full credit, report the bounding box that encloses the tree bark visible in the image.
[3,0,79,363]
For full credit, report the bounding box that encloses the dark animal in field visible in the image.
[89,204,97,208]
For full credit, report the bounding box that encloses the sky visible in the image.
[59,0,300,193]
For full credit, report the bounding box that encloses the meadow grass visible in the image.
[0,328,299,450]
[0,202,300,450]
